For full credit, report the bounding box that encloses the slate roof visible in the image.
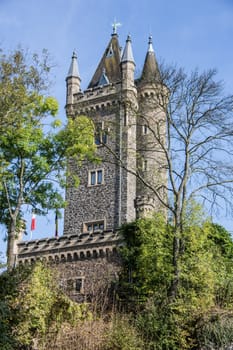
[67,51,80,78]
[88,33,122,88]
[140,36,161,83]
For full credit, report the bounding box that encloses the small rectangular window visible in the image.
[83,220,105,233]
[95,134,101,145]
[88,169,104,186]
[75,278,84,293]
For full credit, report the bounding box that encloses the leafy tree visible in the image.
[0,48,96,268]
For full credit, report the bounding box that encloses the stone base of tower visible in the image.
[54,256,121,304]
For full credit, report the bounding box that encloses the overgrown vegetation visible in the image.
[115,211,233,349]
[0,261,91,350]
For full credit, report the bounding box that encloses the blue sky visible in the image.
[0,0,233,257]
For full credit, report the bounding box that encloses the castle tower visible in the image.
[16,30,168,302]
[136,36,167,217]
[64,31,167,236]
[64,30,138,236]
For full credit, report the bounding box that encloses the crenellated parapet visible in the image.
[17,230,123,265]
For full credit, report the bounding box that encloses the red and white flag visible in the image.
[31,213,36,232]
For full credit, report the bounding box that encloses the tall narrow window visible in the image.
[95,122,107,145]
[91,171,96,185]
[97,170,103,184]
[75,278,84,293]
[142,124,148,135]
[142,159,148,171]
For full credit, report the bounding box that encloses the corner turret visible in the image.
[121,35,136,90]
[66,51,81,105]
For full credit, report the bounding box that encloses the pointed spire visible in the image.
[88,34,121,88]
[121,35,135,64]
[67,51,80,78]
[140,35,160,83]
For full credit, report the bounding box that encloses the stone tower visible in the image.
[64,29,167,236]
[136,36,167,218]
[16,29,167,302]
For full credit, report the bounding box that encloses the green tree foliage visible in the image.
[118,212,233,349]
[0,48,96,268]
[119,214,173,302]
[0,262,91,350]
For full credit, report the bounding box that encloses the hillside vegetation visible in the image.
[1,210,233,349]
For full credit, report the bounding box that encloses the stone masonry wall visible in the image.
[54,254,121,304]
[64,84,124,236]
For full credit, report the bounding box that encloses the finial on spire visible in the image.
[112,19,122,35]
[126,34,131,41]
[72,50,77,59]
[148,35,154,52]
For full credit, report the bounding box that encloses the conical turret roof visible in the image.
[140,36,160,83]
[67,51,80,78]
[88,33,121,88]
[121,35,135,64]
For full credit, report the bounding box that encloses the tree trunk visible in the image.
[169,208,182,300]
[7,221,17,269]
[169,229,180,299]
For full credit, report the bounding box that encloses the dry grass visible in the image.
[41,319,110,350]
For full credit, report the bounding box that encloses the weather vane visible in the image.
[112,19,122,34]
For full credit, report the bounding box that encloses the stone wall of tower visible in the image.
[119,96,137,224]
[64,80,139,234]
[64,84,124,235]
[119,55,138,224]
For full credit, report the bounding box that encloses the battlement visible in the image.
[65,83,123,116]
[17,230,123,265]
[75,83,120,102]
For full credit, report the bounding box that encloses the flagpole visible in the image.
[55,209,58,238]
